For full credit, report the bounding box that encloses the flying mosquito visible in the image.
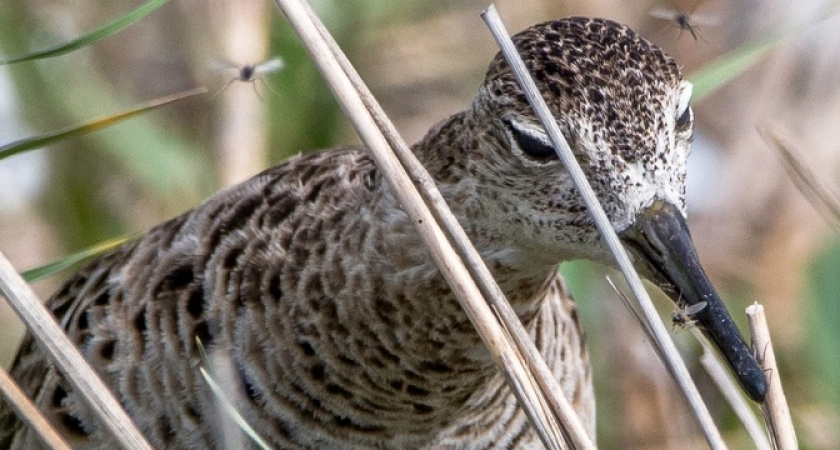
[210,57,285,99]
[649,4,718,41]
[671,300,708,331]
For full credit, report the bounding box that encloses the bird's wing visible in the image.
[0,146,376,449]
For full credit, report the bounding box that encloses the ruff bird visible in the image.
[0,16,765,449]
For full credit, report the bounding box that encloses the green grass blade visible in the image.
[0,0,168,65]
[199,367,272,450]
[0,87,206,161]
[689,10,839,102]
[688,30,787,103]
[21,235,136,282]
[807,240,840,409]
[195,338,271,450]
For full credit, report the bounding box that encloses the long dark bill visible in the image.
[619,200,768,402]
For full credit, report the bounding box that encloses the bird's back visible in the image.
[1,147,388,448]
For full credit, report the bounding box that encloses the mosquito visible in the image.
[649,3,717,41]
[671,300,708,331]
[210,57,285,99]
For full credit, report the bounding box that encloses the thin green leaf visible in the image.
[0,87,206,161]
[21,235,136,282]
[690,11,839,102]
[195,337,209,363]
[195,337,271,450]
[688,31,785,103]
[199,368,272,450]
[0,0,168,65]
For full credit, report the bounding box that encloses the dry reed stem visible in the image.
[0,365,71,450]
[492,303,566,445]
[605,276,653,339]
[609,276,772,449]
[482,6,725,449]
[693,330,772,450]
[0,250,152,450]
[296,2,593,448]
[271,1,588,448]
[214,0,268,186]
[746,303,798,450]
[761,124,840,231]
[215,0,271,187]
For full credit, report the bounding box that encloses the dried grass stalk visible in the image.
[609,275,772,449]
[0,251,152,449]
[761,124,840,231]
[294,1,593,448]
[271,0,591,448]
[214,0,271,186]
[746,303,798,449]
[693,330,772,450]
[0,365,71,450]
[482,6,725,449]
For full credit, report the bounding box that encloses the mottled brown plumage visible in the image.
[2,17,705,449]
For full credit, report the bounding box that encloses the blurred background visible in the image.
[1,0,839,448]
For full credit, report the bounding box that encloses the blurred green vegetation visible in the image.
[807,238,840,408]
[0,0,167,65]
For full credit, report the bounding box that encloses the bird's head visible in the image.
[452,17,766,401]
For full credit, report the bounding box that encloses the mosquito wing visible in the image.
[252,58,286,77]
[683,301,709,316]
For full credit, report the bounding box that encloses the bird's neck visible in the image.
[254,116,564,444]
[364,109,560,353]
[407,110,563,295]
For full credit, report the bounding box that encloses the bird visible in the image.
[0,16,765,449]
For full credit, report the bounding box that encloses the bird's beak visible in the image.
[619,200,767,402]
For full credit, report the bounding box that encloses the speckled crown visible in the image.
[483,17,683,163]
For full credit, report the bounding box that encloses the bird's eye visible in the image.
[676,105,693,131]
[504,120,556,160]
